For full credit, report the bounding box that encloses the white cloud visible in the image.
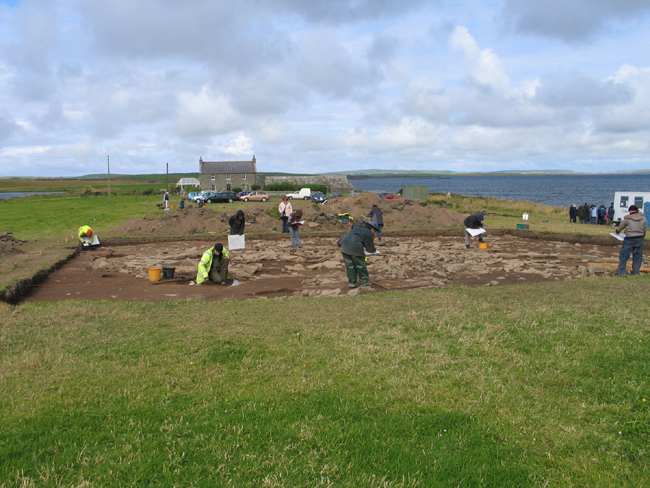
[373,118,443,149]
[450,26,510,91]
[0,0,650,176]
[219,134,254,155]
[175,86,243,139]
[337,128,369,148]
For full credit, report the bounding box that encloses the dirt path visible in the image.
[21,233,624,304]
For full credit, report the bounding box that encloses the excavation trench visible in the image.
[8,230,627,305]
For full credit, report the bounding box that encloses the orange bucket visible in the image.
[478,242,488,250]
[148,267,162,281]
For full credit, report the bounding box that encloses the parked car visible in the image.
[237,190,253,199]
[375,192,400,199]
[349,191,362,196]
[312,191,327,203]
[196,191,217,203]
[203,191,241,203]
[242,191,269,202]
[328,192,343,198]
[286,188,312,200]
[187,192,201,202]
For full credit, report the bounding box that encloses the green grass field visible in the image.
[1,182,648,486]
[1,278,648,487]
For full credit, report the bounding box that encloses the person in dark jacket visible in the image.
[615,205,647,276]
[463,214,485,248]
[365,204,384,241]
[577,203,588,224]
[340,221,379,288]
[228,210,245,235]
[288,209,303,248]
[597,205,607,225]
[569,204,577,223]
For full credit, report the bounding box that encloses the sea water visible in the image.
[350,173,650,208]
[0,192,64,200]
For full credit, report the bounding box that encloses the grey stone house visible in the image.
[198,156,259,191]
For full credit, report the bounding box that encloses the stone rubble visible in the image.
[86,234,631,298]
[0,232,27,255]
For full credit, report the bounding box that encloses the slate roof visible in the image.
[200,160,256,174]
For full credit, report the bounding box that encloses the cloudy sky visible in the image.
[1,0,649,176]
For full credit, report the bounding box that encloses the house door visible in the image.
[226,184,231,191]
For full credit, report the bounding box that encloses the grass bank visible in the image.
[1,277,648,486]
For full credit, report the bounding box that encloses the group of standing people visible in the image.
[570,203,615,225]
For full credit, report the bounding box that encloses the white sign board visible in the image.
[228,234,246,250]
[465,228,486,237]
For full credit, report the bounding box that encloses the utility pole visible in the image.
[166,162,169,193]
[108,155,111,202]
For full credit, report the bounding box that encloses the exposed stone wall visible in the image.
[264,175,353,192]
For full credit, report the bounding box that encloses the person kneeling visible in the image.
[196,243,230,285]
[77,225,94,253]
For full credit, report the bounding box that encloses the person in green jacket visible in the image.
[340,221,379,288]
[196,243,230,285]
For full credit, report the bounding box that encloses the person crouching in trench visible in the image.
[196,243,230,285]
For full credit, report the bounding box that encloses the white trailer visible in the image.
[613,191,650,223]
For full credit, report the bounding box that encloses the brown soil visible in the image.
[21,232,627,304]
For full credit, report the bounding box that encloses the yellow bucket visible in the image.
[170,205,175,209]
[148,267,162,281]
[478,242,488,250]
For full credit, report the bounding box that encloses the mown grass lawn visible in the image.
[1,276,648,487]
[0,194,164,242]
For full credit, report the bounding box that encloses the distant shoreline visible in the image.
[346,171,650,179]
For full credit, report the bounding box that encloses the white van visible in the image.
[286,188,312,200]
[613,192,650,222]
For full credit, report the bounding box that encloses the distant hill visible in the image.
[79,173,199,182]
[42,168,650,181]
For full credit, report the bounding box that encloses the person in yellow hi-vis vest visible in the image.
[196,243,230,285]
[77,225,93,253]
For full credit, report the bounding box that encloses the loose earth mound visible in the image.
[111,193,463,236]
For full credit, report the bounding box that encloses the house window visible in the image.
[226,174,231,180]
[211,174,215,180]
[242,174,247,180]
[620,196,628,207]
[635,196,644,208]
[211,185,215,190]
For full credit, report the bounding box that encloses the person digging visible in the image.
[196,243,230,285]
[340,220,380,288]
[463,213,485,249]
[77,225,94,253]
